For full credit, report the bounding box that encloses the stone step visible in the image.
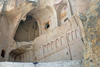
[0,60,83,67]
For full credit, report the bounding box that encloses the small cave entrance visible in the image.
[8,48,25,62]
[1,50,5,58]
[14,15,39,42]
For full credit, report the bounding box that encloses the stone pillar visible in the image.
[25,51,30,62]
[24,51,27,62]
[21,54,24,62]
[27,51,30,62]
[29,49,33,62]
[23,54,26,62]
[9,54,11,62]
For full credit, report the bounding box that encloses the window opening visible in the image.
[45,22,50,30]
[1,50,5,58]
[64,18,68,22]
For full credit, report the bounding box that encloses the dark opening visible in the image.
[26,15,33,21]
[64,18,68,22]
[34,21,38,30]
[14,15,39,42]
[1,50,5,58]
[45,22,50,30]
[20,20,24,24]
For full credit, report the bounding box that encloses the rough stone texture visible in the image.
[0,0,84,62]
[0,0,100,67]
[79,0,100,67]
[0,60,83,67]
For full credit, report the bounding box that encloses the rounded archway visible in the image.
[57,3,68,26]
[14,15,39,42]
[14,6,58,42]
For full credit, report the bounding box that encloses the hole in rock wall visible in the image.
[14,15,39,42]
[45,22,50,30]
[26,15,33,21]
[64,18,68,22]
[1,50,5,58]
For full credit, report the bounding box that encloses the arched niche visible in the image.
[68,33,72,42]
[56,39,61,47]
[13,6,57,42]
[57,3,68,26]
[60,5,68,23]
[14,15,39,42]
[60,36,66,45]
[47,43,51,52]
[75,29,80,38]
[51,41,55,50]
[72,31,76,40]
[43,45,47,54]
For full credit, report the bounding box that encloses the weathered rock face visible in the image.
[79,0,100,67]
[0,0,100,67]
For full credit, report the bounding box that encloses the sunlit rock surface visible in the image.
[0,60,83,67]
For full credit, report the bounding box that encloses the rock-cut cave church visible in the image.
[0,0,100,67]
